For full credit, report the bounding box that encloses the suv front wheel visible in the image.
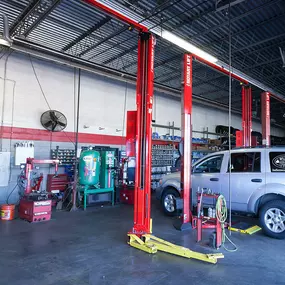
[259,200,285,239]
[161,188,180,216]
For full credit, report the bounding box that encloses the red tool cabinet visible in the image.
[47,174,68,192]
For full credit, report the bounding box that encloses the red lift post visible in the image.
[242,86,252,147]
[174,54,193,231]
[83,0,152,235]
[132,32,155,235]
[261,92,271,147]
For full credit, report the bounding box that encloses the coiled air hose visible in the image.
[216,195,238,252]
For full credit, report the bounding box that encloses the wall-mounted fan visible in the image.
[40,110,67,132]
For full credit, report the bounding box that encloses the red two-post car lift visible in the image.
[84,0,223,264]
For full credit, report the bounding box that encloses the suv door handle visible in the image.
[210,178,219,182]
[251,178,262,183]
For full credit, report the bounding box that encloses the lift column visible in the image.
[242,86,252,147]
[261,92,271,147]
[174,54,193,231]
[131,32,155,235]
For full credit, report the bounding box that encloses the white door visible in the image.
[191,154,224,205]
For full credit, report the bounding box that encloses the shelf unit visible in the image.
[192,150,211,164]
[50,148,75,166]
[150,122,230,188]
[151,142,179,190]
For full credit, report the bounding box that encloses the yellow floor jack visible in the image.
[128,220,224,264]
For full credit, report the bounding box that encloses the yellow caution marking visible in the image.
[228,225,261,235]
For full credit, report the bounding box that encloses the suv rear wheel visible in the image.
[259,200,285,239]
[161,188,180,216]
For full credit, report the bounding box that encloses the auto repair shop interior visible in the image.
[0,0,285,284]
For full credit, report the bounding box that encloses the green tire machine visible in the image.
[79,149,116,210]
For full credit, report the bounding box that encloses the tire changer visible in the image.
[19,158,59,223]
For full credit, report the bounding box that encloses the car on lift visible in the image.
[156,147,285,239]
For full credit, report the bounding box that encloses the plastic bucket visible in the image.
[0,204,15,221]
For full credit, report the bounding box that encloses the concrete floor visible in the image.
[1,200,285,285]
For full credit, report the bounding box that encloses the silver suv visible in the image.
[156,147,285,239]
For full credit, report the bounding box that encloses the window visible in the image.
[193,155,223,173]
[229,152,261,173]
[269,152,285,172]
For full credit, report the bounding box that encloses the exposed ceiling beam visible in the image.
[196,88,222,96]
[9,0,62,37]
[154,54,181,69]
[78,26,128,58]
[195,12,285,55]
[280,47,285,68]
[243,58,282,71]
[159,70,240,97]
[215,0,247,12]
[193,75,226,87]
[233,40,285,59]
[76,0,181,59]
[102,44,137,65]
[61,17,111,52]
[9,0,40,35]
[160,1,215,32]
[24,0,61,37]
[187,0,281,41]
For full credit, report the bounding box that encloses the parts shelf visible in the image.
[51,148,75,166]
[151,143,179,190]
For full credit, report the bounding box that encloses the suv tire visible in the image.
[259,200,285,239]
[161,188,180,216]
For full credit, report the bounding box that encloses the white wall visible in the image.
[0,53,284,137]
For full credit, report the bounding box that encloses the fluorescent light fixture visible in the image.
[0,38,11,47]
[161,30,218,63]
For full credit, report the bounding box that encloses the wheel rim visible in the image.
[264,208,285,234]
[164,194,176,212]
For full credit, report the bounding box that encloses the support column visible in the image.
[174,54,193,231]
[131,32,155,235]
[241,86,252,147]
[261,92,271,147]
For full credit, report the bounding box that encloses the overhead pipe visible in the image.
[0,13,13,47]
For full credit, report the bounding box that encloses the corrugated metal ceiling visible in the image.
[0,0,285,125]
